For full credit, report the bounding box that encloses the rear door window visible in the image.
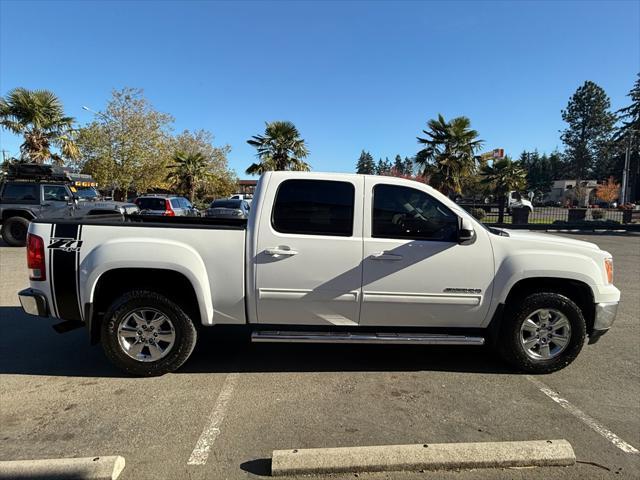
[170,198,182,209]
[1,184,39,204]
[272,179,355,236]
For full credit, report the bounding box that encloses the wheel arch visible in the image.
[89,268,203,344]
[1,209,36,221]
[503,277,595,335]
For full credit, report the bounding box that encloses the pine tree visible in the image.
[393,154,404,175]
[561,81,616,182]
[403,157,414,176]
[376,157,392,175]
[355,150,375,174]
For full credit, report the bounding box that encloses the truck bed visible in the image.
[29,215,248,328]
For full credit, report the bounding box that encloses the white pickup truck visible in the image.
[18,172,619,376]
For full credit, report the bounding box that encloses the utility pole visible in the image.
[621,130,638,204]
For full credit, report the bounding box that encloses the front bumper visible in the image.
[18,288,49,317]
[588,301,619,344]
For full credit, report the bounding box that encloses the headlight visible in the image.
[604,258,613,284]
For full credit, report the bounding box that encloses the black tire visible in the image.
[499,292,586,374]
[101,290,198,376]
[1,216,30,247]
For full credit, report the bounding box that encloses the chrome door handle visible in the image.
[370,252,403,261]
[265,247,298,257]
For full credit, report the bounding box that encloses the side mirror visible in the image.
[458,217,476,243]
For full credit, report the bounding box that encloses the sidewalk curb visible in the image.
[0,456,125,480]
[272,439,574,476]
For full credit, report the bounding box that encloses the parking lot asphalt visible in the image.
[1,233,638,480]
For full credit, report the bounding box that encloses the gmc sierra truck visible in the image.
[18,172,620,376]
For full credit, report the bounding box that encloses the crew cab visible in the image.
[18,172,620,376]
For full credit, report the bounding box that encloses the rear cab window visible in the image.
[1,183,40,204]
[271,179,355,236]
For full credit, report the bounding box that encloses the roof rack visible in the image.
[2,163,98,187]
[3,163,71,183]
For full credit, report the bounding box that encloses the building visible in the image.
[544,180,599,207]
[236,179,257,196]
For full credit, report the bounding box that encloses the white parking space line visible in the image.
[526,375,639,454]
[187,373,240,465]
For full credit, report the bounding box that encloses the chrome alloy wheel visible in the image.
[117,308,176,362]
[519,308,572,360]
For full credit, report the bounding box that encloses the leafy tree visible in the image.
[561,81,616,183]
[595,177,620,206]
[172,129,236,199]
[166,151,208,202]
[416,114,483,197]
[0,87,79,164]
[480,157,527,223]
[75,88,174,199]
[246,121,310,174]
[376,157,392,175]
[355,150,375,174]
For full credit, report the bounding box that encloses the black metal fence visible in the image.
[458,204,636,228]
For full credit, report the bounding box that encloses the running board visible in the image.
[251,331,485,346]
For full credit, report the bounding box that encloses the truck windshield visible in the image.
[75,187,100,200]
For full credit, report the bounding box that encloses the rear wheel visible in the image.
[1,216,30,247]
[499,292,586,373]
[101,290,197,376]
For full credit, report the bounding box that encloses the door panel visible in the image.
[360,179,494,328]
[255,176,364,326]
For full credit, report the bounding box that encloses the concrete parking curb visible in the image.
[0,456,125,480]
[271,439,575,476]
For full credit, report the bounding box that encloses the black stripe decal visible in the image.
[51,223,82,321]
[49,223,58,317]
[75,225,83,321]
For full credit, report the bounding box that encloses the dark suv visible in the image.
[0,165,138,246]
[134,195,200,217]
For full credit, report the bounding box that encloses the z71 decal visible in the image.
[48,238,83,252]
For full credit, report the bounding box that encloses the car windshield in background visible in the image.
[136,198,166,210]
[210,199,242,208]
[75,187,100,199]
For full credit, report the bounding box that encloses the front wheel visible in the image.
[499,292,586,374]
[101,290,198,376]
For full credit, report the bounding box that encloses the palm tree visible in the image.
[415,114,483,197]
[480,156,527,223]
[246,121,310,174]
[0,88,79,164]
[166,151,209,202]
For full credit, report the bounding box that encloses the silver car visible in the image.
[206,199,250,219]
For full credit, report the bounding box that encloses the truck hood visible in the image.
[502,229,600,251]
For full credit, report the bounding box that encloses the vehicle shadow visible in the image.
[181,327,512,375]
[0,307,513,377]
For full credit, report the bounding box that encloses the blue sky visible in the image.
[1,0,638,177]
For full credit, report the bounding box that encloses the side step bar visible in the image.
[251,331,485,346]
